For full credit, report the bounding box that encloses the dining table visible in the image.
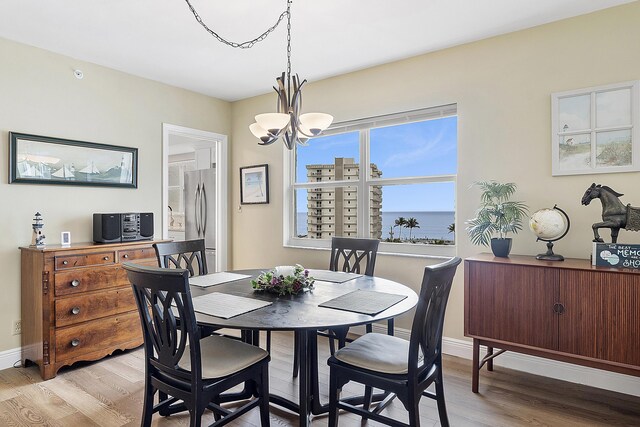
[188,268,419,427]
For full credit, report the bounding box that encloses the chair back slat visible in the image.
[409,257,461,373]
[154,239,208,277]
[329,237,379,276]
[124,263,201,384]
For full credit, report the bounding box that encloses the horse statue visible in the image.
[581,183,640,243]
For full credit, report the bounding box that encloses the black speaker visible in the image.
[93,213,121,243]
[139,213,154,239]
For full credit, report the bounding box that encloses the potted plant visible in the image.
[465,181,528,257]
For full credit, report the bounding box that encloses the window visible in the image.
[286,104,457,256]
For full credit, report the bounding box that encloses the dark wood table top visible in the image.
[189,269,418,331]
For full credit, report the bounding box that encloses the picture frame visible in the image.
[9,132,138,188]
[61,231,71,247]
[551,80,639,176]
[240,164,269,204]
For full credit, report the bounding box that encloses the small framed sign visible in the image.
[240,164,269,205]
[61,231,71,247]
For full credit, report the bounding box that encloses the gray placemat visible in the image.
[308,269,362,283]
[319,290,407,315]
[191,292,272,319]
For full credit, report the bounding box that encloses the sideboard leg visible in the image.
[472,338,480,393]
[487,346,494,371]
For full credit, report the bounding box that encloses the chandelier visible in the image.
[185,0,333,150]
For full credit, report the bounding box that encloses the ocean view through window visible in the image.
[287,104,457,256]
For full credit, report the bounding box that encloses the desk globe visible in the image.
[529,205,570,261]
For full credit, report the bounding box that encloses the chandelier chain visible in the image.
[286,0,292,81]
[184,0,289,49]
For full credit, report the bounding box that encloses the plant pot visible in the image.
[491,238,512,258]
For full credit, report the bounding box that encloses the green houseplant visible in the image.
[465,181,528,257]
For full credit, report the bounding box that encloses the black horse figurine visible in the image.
[581,183,640,243]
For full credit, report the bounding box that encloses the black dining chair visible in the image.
[327,256,462,427]
[124,263,270,427]
[154,239,209,276]
[293,237,382,377]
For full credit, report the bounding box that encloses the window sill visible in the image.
[284,239,456,259]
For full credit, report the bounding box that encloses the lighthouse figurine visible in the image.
[30,212,46,248]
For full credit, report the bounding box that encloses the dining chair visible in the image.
[327,256,462,427]
[124,263,270,427]
[154,239,208,276]
[293,237,382,377]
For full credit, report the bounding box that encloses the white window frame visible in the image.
[284,104,457,257]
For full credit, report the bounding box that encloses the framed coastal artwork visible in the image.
[9,132,138,188]
[240,164,269,204]
[551,80,639,176]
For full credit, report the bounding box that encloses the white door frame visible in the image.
[162,123,228,271]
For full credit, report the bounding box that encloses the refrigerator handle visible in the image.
[195,183,201,236]
[201,182,208,235]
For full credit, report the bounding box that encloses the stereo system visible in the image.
[93,212,154,243]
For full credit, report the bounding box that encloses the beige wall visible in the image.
[0,37,230,352]
[230,2,640,338]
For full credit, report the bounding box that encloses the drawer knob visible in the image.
[71,279,80,287]
[71,339,80,347]
[62,260,69,265]
[103,256,110,261]
[123,254,129,259]
[71,307,81,315]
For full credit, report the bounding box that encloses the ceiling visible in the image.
[0,0,634,102]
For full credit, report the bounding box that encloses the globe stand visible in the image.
[536,241,564,261]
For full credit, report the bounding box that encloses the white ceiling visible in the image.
[0,0,634,101]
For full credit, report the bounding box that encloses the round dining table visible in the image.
[189,269,419,427]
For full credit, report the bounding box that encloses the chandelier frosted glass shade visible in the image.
[299,113,333,136]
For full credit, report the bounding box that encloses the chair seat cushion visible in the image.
[179,335,268,379]
[334,333,420,375]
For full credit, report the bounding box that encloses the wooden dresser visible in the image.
[465,254,640,392]
[20,240,160,380]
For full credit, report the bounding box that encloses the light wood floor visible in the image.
[1,332,639,426]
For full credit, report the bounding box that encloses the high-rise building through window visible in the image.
[305,158,382,239]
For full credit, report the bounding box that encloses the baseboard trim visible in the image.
[0,346,21,370]
[360,324,640,397]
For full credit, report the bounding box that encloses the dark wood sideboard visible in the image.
[465,254,640,393]
[20,240,162,380]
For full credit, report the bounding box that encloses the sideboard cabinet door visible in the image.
[559,269,640,366]
[467,262,559,350]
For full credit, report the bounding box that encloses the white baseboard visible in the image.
[0,347,21,370]
[359,324,640,397]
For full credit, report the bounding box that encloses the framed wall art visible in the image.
[9,132,138,188]
[551,80,639,176]
[240,164,269,204]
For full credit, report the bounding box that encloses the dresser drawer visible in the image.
[55,251,116,270]
[54,266,129,296]
[119,247,155,263]
[55,287,137,327]
[55,311,141,362]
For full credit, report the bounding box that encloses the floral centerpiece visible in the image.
[252,265,315,296]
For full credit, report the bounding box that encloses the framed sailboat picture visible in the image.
[9,132,138,188]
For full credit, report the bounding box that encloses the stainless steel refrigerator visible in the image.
[184,168,216,271]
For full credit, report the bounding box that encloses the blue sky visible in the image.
[296,116,457,212]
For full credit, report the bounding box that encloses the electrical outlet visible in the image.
[12,320,21,335]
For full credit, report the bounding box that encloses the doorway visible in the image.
[162,123,228,271]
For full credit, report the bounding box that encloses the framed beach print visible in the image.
[9,132,138,188]
[551,80,639,176]
[240,164,269,204]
